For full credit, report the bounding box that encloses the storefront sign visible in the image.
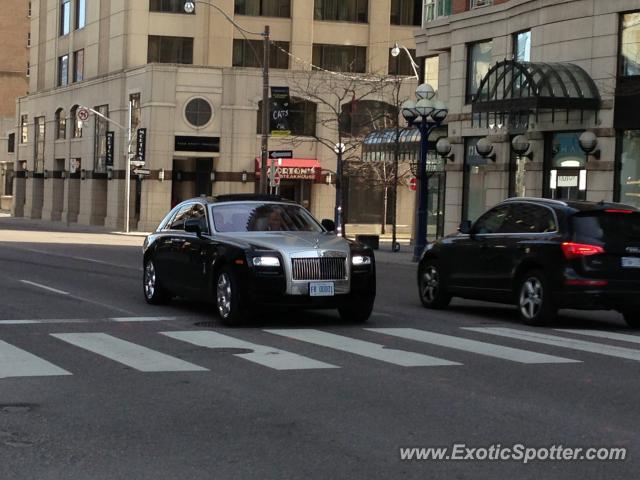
[557,175,579,187]
[270,86,290,137]
[136,128,147,163]
[269,166,318,180]
[106,131,115,167]
[174,135,220,153]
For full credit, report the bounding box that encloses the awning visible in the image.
[471,60,600,128]
[361,126,448,163]
[254,158,322,180]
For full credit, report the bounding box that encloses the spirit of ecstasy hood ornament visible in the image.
[314,237,320,249]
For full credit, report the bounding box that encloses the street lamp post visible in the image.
[401,84,448,262]
[334,142,346,237]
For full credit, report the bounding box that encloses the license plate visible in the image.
[622,257,640,268]
[309,282,335,297]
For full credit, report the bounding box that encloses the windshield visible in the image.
[572,211,640,246]
[211,202,323,233]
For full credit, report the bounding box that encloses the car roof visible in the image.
[179,194,297,206]
[499,197,639,213]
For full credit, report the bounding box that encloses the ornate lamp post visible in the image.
[401,84,448,262]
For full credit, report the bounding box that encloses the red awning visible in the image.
[254,158,322,180]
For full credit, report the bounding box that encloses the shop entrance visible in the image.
[550,168,587,201]
[545,132,587,201]
[171,157,214,206]
[277,180,312,209]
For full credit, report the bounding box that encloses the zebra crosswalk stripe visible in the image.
[265,329,461,367]
[51,333,208,372]
[0,339,71,379]
[161,331,338,370]
[556,329,640,345]
[368,328,580,364]
[464,327,640,362]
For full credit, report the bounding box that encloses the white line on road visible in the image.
[111,317,177,322]
[162,331,338,370]
[556,329,640,345]
[464,327,640,362]
[368,328,580,364]
[51,333,208,372]
[20,280,69,296]
[265,329,460,367]
[0,319,92,325]
[0,339,71,379]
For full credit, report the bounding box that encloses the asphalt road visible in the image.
[0,218,638,479]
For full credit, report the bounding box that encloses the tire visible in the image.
[622,311,640,329]
[338,295,375,323]
[215,267,250,326]
[418,259,451,309]
[143,257,171,305]
[516,269,557,326]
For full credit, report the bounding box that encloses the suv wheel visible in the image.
[517,269,556,325]
[216,267,249,326]
[622,311,640,329]
[418,260,451,309]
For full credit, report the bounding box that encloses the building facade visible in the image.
[417,0,640,235]
[14,0,425,232]
[0,0,30,211]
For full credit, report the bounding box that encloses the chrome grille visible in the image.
[291,257,347,280]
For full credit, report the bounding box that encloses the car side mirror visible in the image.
[321,219,336,232]
[184,218,202,236]
[459,220,472,235]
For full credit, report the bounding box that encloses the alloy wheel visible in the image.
[217,273,232,318]
[421,266,440,303]
[519,277,543,321]
[144,260,156,299]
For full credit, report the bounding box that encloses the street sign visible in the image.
[105,131,115,167]
[77,107,90,121]
[409,177,417,191]
[133,168,151,176]
[269,150,293,159]
[270,169,281,187]
[136,128,147,164]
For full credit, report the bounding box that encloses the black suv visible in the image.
[417,198,640,327]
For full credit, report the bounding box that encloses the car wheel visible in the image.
[622,311,640,329]
[143,258,171,305]
[338,295,375,323]
[216,267,249,326]
[517,269,556,326]
[418,260,451,309]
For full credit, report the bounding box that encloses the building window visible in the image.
[20,115,28,143]
[70,105,82,138]
[185,98,213,127]
[422,0,451,25]
[257,98,317,136]
[55,108,66,140]
[130,93,141,132]
[471,0,493,7]
[466,39,492,103]
[314,0,368,23]
[58,54,69,87]
[462,137,488,222]
[3,164,14,196]
[149,0,195,13]
[73,49,84,82]
[514,30,531,62]
[388,48,416,76]
[340,100,397,137]
[147,36,194,64]
[60,0,70,36]
[26,62,30,77]
[75,0,86,29]
[390,0,421,26]
[28,1,32,17]
[618,130,640,207]
[234,0,290,17]
[27,32,31,48]
[312,44,367,73]
[34,116,45,173]
[8,133,15,153]
[232,39,289,69]
[94,105,109,172]
[621,12,640,77]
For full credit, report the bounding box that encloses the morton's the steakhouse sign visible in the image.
[270,166,318,180]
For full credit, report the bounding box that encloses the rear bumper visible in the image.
[556,288,640,311]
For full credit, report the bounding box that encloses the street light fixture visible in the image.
[511,135,532,198]
[476,138,497,162]
[391,43,420,80]
[402,83,449,262]
[579,131,601,160]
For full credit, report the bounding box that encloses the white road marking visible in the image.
[20,280,69,296]
[368,328,580,364]
[556,329,640,345]
[465,327,640,362]
[0,339,71,379]
[51,333,207,372]
[162,331,338,370]
[111,317,177,323]
[0,319,91,325]
[265,329,460,367]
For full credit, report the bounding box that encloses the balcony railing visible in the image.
[422,0,451,27]
[471,0,493,8]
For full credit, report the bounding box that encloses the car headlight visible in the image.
[352,255,371,266]
[252,256,280,267]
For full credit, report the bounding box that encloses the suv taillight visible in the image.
[561,242,604,260]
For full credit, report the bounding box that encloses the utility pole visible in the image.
[260,25,270,194]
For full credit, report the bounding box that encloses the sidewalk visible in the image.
[0,215,150,237]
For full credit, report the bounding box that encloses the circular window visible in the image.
[185,98,213,127]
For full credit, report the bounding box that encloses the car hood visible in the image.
[214,231,349,255]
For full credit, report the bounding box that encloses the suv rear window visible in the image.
[572,211,640,246]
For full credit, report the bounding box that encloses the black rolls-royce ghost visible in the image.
[142,195,376,325]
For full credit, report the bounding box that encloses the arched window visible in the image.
[70,105,82,138]
[55,107,66,140]
[256,97,317,137]
[339,100,397,137]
